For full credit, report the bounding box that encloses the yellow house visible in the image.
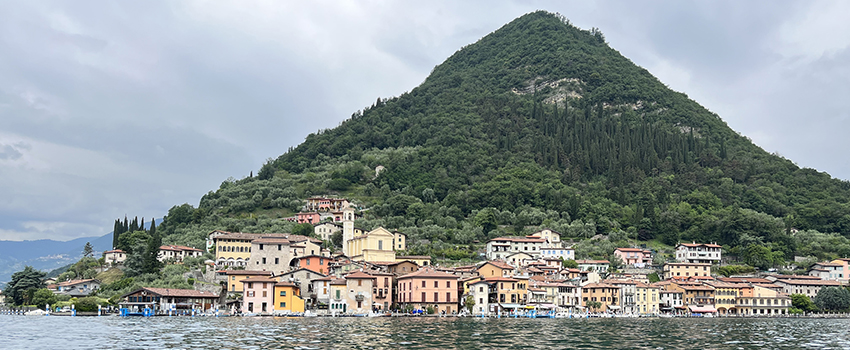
[214,233,258,267]
[662,263,711,280]
[348,227,397,262]
[225,270,273,293]
[704,281,741,315]
[273,281,305,314]
[477,261,514,278]
[582,282,621,313]
[635,282,660,315]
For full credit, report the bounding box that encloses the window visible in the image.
[262,258,266,264]
[422,281,426,288]
[280,291,287,296]
[447,281,451,288]
[378,240,383,250]
[434,281,438,288]
[358,280,362,287]
[280,302,286,308]
[422,292,426,302]
[435,292,439,302]
[335,290,340,299]
[275,258,279,264]
[259,244,264,250]
[262,291,267,297]
[447,292,451,302]
[248,282,253,289]
[307,259,310,265]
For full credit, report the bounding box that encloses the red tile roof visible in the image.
[398,269,459,280]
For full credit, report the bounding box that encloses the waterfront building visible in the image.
[657,285,683,314]
[397,269,460,314]
[241,276,278,315]
[606,279,638,314]
[675,242,721,264]
[772,278,841,299]
[249,237,292,274]
[340,271,375,314]
[120,287,220,314]
[662,263,711,280]
[311,276,334,311]
[340,206,406,262]
[704,281,741,315]
[370,271,394,311]
[635,282,659,315]
[581,282,620,313]
[273,281,306,315]
[477,261,515,278]
[276,268,326,307]
[53,279,100,297]
[469,279,493,315]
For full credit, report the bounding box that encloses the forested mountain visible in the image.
[157,11,850,266]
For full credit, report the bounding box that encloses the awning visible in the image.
[499,303,523,309]
[607,305,621,310]
[688,305,717,313]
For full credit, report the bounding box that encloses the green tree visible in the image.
[31,288,57,309]
[813,287,850,312]
[331,231,343,248]
[258,159,275,180]
[562,259,579,269]
[6,266,46,305]
[82,242,94,258]
[292,223,314,237]
[464,295,475,313]
[791,294,817,313]
[647,273,661,283]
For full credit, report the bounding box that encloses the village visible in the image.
[7,197,848,319]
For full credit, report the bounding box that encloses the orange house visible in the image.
[477,261,514,278]
[296,255,330,274]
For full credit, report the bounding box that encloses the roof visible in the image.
[395,255,431,260]
[813,262,844,267]
[582,283,620,289]
[103,249,125,254]
[615,248,649,252]
[159,245,202,252]
[480,260,514,270]
[276,268,328,278]
[775,279,841,286]
[252,238,291,244]
[664,262,711,266]
[488,236,546,243]
[398,269,458,280]
[56,279,98,287]
[345,271,377,279]
[122,287,219,299]
[240,277,279,283]
[677,243,722,248]
[769,274,822,280]
[224,270,273,276]
[275,281,299,287]
[718,277,772,283]
[576,259,610,264]
[483,277,519,283]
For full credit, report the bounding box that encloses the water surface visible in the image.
[2,315,848,349]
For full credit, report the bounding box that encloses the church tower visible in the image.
[342,205,355,256]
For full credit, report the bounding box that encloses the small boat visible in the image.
[25,310,47,316]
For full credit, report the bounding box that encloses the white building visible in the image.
[675,242,721,264]
[157,245,203,263]
[485,229,563,261]
[469,280,493,316]
[540,247,575,261]
[808,262,845,281]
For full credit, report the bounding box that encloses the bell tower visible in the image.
[342,205,355,256]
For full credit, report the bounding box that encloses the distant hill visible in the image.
[153,11,850,264]
[0,233,112,286]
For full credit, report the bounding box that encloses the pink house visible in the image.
[614,248,652,267]
[296,212,321,224]
[241,276,278,314]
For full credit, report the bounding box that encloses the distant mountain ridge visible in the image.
[0,233,112,286]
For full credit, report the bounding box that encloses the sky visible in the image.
[1,1,849,241]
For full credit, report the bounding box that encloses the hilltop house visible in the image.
[675,243,721,264]
[157,245,203,263]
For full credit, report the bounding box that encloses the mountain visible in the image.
[155,11,850,265]
[0,233,112,286]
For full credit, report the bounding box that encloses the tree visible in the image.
[813,287,850,312]
[6,266,46,305]
[608,254,624,272]
[562,259,579,269]
[31,289,57,309]
[791,294,817,313]
[647,272,661,283]
[464,295,475,313]
[258,160,275,180]
[143,227,163,274]
[292,223,314,237]
[82,242,94,258]
[331,231,343,248]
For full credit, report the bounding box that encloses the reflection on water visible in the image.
[2,315,850,349]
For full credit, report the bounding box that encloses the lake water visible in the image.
[2,315,849,349]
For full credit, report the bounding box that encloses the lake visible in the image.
[2,315,849,349]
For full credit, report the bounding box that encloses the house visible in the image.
[704,281,742,315]
[829,258,850,284]
[539,247,575,261]
[368,260,419,276]
[395,255,430,266]
[746,284,790,316]
[339,271,375,314]
[485,236,548,260]
[273,281,305,315]
[606,279,638,314]
[505,252,534,267]
[296,212,321,224]
[469,280,494,316]
[241,276,279,314]
[576,260,610,274]
[658,288,683,314]
[54,279,100,297]
[312,276,334,311]
[477,261,514,278]
[635,282,660,315]
[248,237,292,274]
[328,278,350,313]
[206,229,230,252]
[528,229,562,247]
[103,249,126,265]
[370,271,395,311]
[304,197,350,212]
[675,242,721,264]
[286,234,325,257]
[275,268,326,307]
[294,255,331,274]
[808,262,845,281]
[397,269,460,314]
[0,289,4,304]
[214,233,259,267]
[666,281,716,313]
[224,270,273,293]
[662,263,711,280]
[158,245,203,263]
[532,281,582,312]
[314,222,347,241]
[581,282,620,313]
[486,276,528,308]
[119,287,220,314]
[613,248,652,268]
[772,278,841,299]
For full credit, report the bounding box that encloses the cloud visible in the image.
[0,1,848,241]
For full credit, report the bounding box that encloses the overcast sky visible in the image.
[1,1,849,241]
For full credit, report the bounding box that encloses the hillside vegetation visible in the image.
[156,11,850,267]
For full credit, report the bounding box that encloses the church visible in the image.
[341,206,406,262]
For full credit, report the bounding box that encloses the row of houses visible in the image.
[103,245,204,266]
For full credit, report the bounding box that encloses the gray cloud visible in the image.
[0,0,848,241]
